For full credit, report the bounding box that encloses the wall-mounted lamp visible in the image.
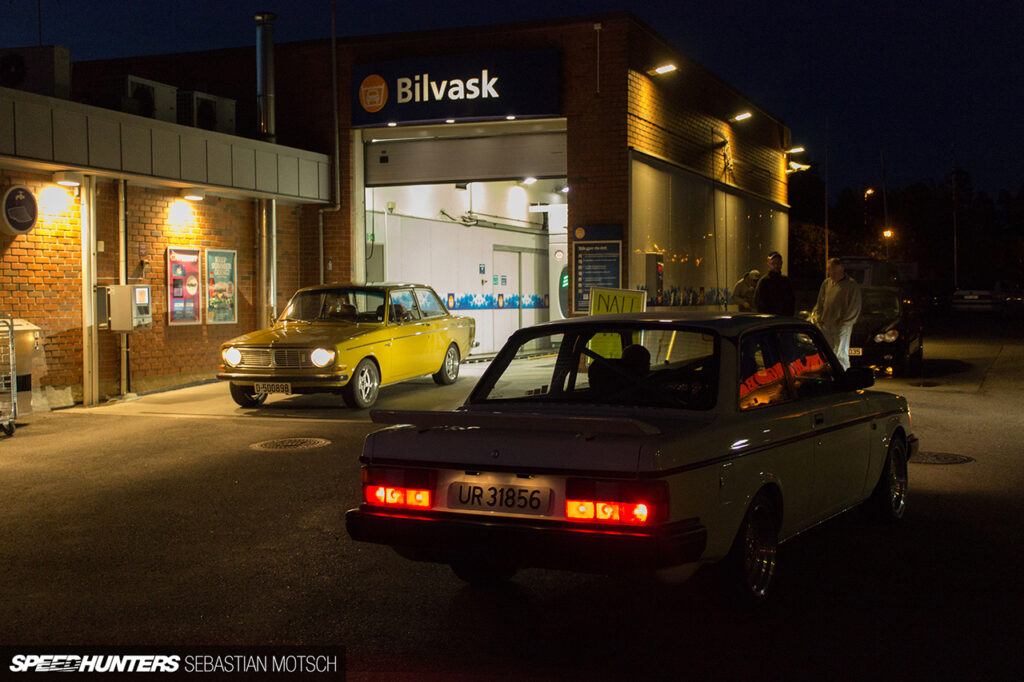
[786,160,811,174]
[387,122,397,127]
[522,177,537,185]
[559,185,570,193]
[786,146,805,154]
[53,171,83,187]
[731,111,753,122]
[647,63,677,75]
[180,188,205,201]
[506,115,517,121]
[445,119,455,124]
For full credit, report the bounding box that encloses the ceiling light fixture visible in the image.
[53,171,83,187]
[522,177,537,185]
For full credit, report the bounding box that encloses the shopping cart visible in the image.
[0,316,15,436]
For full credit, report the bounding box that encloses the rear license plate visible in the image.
[964,295,979,300]
[449,482,552,515]
[254,382,291,394]
[848,348,862,356]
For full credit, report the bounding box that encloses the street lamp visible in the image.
[882,228,894,259]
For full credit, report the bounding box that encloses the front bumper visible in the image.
[345,507,707,573]
[217,371,349,387]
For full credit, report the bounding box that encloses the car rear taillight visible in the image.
[564,478,668,526]
[361,466,436,511]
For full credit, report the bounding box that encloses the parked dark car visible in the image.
[849,286,923,376]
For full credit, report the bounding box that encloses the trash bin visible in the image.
[12,319,42,417]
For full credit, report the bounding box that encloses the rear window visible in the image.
[472,325,718,410]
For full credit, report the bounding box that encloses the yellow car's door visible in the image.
[386,289,433,381]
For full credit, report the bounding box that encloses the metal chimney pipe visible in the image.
[254,12,276,142]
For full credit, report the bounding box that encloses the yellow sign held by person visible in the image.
[587,288,647,360]
[588,287,647,315]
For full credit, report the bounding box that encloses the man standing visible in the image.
[754,251,795,316]
[811,257,862,370]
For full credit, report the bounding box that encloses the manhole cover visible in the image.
[250,437,331,451]
[911,451,974,465]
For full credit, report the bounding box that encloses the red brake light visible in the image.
[362,467,436,511]
[565,479,667,525]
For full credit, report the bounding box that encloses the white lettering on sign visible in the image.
[396,70,499,104]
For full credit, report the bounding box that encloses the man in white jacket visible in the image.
[811,258,862,370]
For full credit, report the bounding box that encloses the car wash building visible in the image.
[1,11,791,406]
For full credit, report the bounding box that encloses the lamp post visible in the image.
[883,228,893,260]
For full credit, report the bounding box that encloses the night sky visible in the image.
[2,0,1022,200]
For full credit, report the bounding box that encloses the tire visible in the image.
[432,344,460,385]
[723,490,779,604]
[867,436,908,522]
[1,421,14,436]
[229,382,267,408]
[450,558,516,588]
[342,358,380,409]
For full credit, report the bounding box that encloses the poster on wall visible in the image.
[205,249,237,324]
[167,246,202,325]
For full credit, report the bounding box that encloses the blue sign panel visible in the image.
[2,185,38,236]
[574,241,622,314]
[352,50,561,127]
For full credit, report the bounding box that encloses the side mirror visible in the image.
[842,366,874,390]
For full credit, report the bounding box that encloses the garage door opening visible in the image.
[360,120,568,354]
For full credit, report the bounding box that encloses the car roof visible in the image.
[293,282,429,293]
[522,311,809,338]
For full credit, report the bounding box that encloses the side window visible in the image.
[389,289,420,322]
[415,288,446,318]
[738,331,791,411]
[778,330,837,398]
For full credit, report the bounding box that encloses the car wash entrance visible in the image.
[352,50,567,354]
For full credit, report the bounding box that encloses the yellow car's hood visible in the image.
[224,321,381,348]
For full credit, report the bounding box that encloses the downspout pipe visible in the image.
[255,12,277,323]
[319,0,343,284]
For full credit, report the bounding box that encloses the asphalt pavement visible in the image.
[1,313,1023,680]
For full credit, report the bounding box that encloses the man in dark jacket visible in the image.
[754,251,795,316]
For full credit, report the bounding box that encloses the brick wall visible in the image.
[0,170,83,398]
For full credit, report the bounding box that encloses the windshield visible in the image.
[471,325,719,410]
[279,288,387,323]
[861,288,900,317]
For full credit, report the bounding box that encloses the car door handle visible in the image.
[814,413,825,426]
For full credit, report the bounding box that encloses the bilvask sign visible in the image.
[352,51,560,127]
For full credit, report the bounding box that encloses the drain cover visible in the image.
[911,451,974,465]
[250,437,331,451]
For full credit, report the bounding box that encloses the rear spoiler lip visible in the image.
[369,409,661,437]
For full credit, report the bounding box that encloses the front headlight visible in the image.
[222,347,242,367]
[310,347,336,368]
[874,329,900,343]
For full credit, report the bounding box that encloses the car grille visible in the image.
[237,347,313,369]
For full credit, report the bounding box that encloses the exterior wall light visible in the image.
[506,115,516,120]
[648,63,677,75]
[181,188,205,201]
[786,146,805,154]
[731,112,753,122]
[53,171,83,187]
[522,177,537,185]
